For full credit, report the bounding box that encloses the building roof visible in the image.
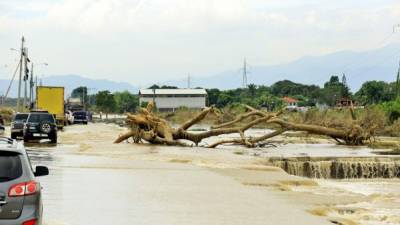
[282,96,299,103]
[139,89,207,95]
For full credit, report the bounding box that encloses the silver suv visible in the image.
[0,137,49,225]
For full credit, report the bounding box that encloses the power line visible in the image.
[3,61,21,104]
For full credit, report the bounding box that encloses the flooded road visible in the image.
[25,123,331,225]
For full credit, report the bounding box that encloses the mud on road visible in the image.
[24,123,400,225]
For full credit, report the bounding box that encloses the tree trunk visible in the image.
[115,103,372,148]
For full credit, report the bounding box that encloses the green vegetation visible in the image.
[355,81,396,105]
[113,91,139,113]
[70,87,139,114]
[95,91,116,119]
[206,76,355,109]
[71,86,88,103]
[69,77,400,132]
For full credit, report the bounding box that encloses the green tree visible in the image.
[355,81,394,105]
[217,93,233,108]
[319,76,351,106]
[148,84,160,89]
[206,88,221,106]
[95,91,116,119]
[271,80,320,99]
[71,86,88,106]
[147,84,178,89]
[247,84,257,97]
[114,91,139,113]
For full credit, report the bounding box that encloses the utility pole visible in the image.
[396,61,400,99]
[17,36,25,112]
[35,75,38,93]
[23,47,29,112]
[242,58,248,88]
[29,63,34,109]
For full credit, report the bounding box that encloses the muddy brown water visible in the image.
[11,123,400,225]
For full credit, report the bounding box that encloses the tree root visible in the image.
[115,103,373,148]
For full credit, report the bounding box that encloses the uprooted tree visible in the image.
[114,102,374,148]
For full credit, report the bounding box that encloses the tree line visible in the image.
[71,75,400,119]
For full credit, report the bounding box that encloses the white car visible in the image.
[65,110,74,125]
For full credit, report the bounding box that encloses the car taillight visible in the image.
[23,219,37,225]
[8,181,39,197]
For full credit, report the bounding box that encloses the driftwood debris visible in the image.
[115,102,372,148]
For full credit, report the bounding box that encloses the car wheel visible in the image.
[11,133,16,139]
[23,136,30,143]
[40,122,52,134]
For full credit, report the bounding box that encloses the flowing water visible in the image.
[7,124,399,225]
[271,157,400,179]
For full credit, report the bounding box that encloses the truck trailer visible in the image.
[36,86,65,129]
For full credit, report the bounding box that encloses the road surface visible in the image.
[25,123,331,225]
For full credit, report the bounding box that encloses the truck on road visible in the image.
[36,86,65,129]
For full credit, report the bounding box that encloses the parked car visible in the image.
[65,110,74,125]
[23,112,58,143]
[0,114,5,135]
[72,111,88,125]
[11,113,29,139]
[0,137,49,225]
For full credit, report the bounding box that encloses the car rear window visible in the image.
[0,152,22,183]
[28,114,55,123]
[14,114,29,121]
[73,111,87,116]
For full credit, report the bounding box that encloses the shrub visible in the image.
[0,107,14,124]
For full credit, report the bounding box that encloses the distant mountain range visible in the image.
[0,75,138,97]
[1,43,399,97]
[163,43,400,91]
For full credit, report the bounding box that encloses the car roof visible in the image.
[0,138,25,155]
[30,112,51,115]
[15,112,29,115]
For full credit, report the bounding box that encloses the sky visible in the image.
[1,0,400,87]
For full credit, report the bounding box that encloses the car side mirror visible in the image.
[34,166,49,177]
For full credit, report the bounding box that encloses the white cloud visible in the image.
[0,0,400,84]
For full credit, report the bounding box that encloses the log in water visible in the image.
[271,157,400,179]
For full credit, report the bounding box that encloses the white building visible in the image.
[139,89,207,112]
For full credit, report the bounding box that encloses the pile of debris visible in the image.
[115,102,373,148]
